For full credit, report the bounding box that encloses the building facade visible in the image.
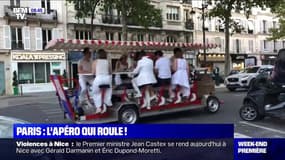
[192,1,283,75]
[0,0,66,95]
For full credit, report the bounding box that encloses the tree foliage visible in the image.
[268,0,285,40]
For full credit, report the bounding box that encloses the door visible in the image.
[0,62,5,95]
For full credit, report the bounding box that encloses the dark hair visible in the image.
[173,47,183,58]
[154,50,163,57]
[83,47,90,54]
[97,49,107,59]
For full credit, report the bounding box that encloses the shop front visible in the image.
[198,53,225,75]
[11,51,66,93]
[260,54,277,65]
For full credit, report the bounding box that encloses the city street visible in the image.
[0,87,285,138]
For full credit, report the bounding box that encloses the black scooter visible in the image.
[239,75,285,121]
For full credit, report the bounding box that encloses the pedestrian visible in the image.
[92,49,112,114]
[78,47,94,106]
[171,47,190,103]
[154,50,172,105]
[213,66,220,86]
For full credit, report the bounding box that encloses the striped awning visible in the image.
[45,39,219,51]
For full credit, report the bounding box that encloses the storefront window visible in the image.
[18,63,34,84]
[35,63,46,83]
[18,63,51,84]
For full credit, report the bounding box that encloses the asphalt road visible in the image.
[0,88,285,138]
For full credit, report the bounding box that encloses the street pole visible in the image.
[202,2,207,67]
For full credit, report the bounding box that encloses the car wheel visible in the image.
[205,96,220,113]
[118,106,139,124]
[228,88,236,92]
[239,101,264,121]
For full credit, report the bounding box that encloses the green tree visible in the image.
[104,0,162,41]
[67,0,162,41]
[268,1,285,40]
[207,0,278,75]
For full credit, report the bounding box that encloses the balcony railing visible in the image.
[185,19,194,30]
[4,5,57,22]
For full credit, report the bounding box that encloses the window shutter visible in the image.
[22,26,30,50]
[35,27,43,50]
[3,25,11,49]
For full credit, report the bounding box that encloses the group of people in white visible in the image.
[78,47,191,113]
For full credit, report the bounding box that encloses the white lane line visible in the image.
[234,132,252,138]
[239,121,285,135]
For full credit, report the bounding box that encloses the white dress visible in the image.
[171,58,190,88]
[133,56,157,86]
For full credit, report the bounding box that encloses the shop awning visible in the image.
[45,39,219,51]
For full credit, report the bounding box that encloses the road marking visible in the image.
[239,121,285,135]
[234,132,252,138]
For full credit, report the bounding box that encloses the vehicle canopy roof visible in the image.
[45,39,219,52]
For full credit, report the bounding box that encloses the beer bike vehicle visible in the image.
[46,39,221,124]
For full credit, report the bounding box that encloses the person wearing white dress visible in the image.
[132,51,157,109]
[171,47,190,103]
[78,47,94,105]
[92,49,112,114]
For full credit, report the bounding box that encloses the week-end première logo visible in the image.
[13,7,45,20]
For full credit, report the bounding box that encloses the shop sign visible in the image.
[12,53,66,61]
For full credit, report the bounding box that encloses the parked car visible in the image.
[224,65,274,91]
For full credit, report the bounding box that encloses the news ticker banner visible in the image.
[13,124,233,139]
[0,124,282,160]
[1,124,233,160]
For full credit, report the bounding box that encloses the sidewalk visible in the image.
[0,91,56,100]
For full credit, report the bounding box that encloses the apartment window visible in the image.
[10,0,20,6]
[148,34,155,42]
[263,40,268,50]
[262,20,267,34]
[11,27,23,50]
[248,20,254,34]
[42,29,52,49]
[166,36,177,43]
[18,62,51,84]
[106,32,114,40]
[137,34,144,41]
[274,40,277,52]
[118,33,122,41]
[41,0,51,14]
[166,6,179,21]
[236,39,240,53]
[75,30,91,40]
